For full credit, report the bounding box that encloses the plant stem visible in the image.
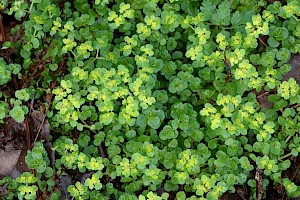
[279,153,291,161]
[285,135,292,144]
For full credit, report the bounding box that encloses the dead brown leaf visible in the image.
[236,185,248,200]
[219,192,242,200]
[29,110,50,142]
[282,55,300,84]
[44,142,55,167]
[2,117,26,142]
[257,92,274,109]
[59,174,72,200]
[0,149,21,178]
[13,150,30,177]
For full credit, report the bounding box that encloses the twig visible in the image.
[255,166,264,200]
[292,104,300,109]
[98,145,106,158]
[30,92,47,145]
[32,112,46,145]
[0,14,6,41]
[29,92,36,114]
[98,145,110,183]
[24,116,31,149]
[0,14,12,64]
[258,37,268,47]
[25,58,50,88]
[256,88,276,98]
[291,163,300,181]
[13,75,19,90]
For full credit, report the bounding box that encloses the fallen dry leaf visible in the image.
[219,192,242,200]
[29,110,50,142]
[80,171,94,184]
[282,55,300,84]
[59,174,72,200]
[44,142,55,167]
[0,131,4,141]
[3,117,26,141]
[257,92,274,109]
[13,150,30,178]
[0,149,21,178]
[236,185,248,200]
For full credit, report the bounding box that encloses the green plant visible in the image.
[25,142,50,173]
[0,172,38,200]
[0,58,21,85]
[1,0,300,199]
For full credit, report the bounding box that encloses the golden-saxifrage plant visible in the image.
[0,0,300,199]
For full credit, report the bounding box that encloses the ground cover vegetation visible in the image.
[0,0,300,199]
